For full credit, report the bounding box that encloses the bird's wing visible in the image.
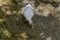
[24,6,34,21]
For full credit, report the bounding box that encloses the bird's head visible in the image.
[26,4,32,8]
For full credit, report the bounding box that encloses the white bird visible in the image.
[23,4,34,28]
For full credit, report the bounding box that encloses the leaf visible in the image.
[20,32,28,39]
[0,19,4,22]
[2,29,12,38]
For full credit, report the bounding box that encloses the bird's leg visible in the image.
[29,20,33,28]
[29,23,33,28]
